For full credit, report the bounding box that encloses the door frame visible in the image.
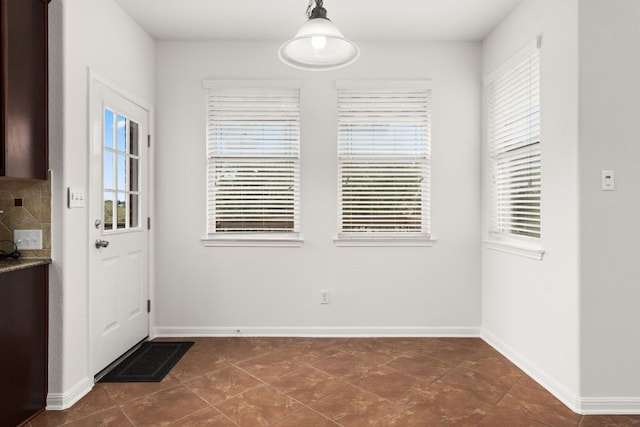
[87,69,155,379]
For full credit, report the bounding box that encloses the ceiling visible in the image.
[113,0,523,42]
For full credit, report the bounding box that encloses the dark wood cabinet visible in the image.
[0,265,48,426]
[0,0,49,180]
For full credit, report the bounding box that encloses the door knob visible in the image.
[95,239,110,249]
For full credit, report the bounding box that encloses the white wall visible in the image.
[481,0,581,409]
[154,41,482,335]
[44,0,640,414]
[48,0,155,408]
[579,0,640,410]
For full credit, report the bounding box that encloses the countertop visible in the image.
[0,258,52,274]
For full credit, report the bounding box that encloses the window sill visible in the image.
[334,236,436,247]
[483,239,545,260]
[201,235,304,247]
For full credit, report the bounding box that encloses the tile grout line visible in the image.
[118,405,137,427]
[50,341,468,426]
[227,352,360,425]
[32,338,605,426]
[177,363,262,425]
[177,380,237,425]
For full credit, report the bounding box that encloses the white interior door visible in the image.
[90,80,150,376]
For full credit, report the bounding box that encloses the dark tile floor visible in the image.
[29,337,640,426]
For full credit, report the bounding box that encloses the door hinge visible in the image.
[147,217,151,230]
[147,134,151,148]
[147,300,151,313]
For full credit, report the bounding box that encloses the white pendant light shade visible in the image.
[279,2,360,71]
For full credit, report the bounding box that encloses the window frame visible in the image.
[201,80,303,247]
[334,80,435,247]
[483,37,545,260]
[102,109,142,234]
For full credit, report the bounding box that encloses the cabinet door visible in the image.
[0,265,48,426]
[0,0,48,179]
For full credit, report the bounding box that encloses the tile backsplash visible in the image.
[0,178,51,259]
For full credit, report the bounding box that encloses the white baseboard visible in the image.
[482,328,640,415]
[481,328,581,412]
[44,328,640,415]
[578,398,640,415]
[46,376,93,410]
[154,325,481,338]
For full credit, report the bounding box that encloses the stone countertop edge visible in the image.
[0,258,52,274]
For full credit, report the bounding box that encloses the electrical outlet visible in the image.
[321,290,330,304]
[13,229,43,250]
[601,170,615,191]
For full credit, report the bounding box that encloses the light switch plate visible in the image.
[14,229,43,250]
[68,187,86,208]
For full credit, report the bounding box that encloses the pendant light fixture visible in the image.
[279,0,360,71]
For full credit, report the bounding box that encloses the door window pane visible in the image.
[104,109,115,149]
[130,121,139,156]
[117,154,126,191]
[129,158,139,192]
[117,193,126,229]
[104,152,114,190]
[117,114,126,152]
[129,194,139,228]
[104,192,114,231]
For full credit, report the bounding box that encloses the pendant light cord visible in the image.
[306,0,327,20]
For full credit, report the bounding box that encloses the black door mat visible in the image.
[99,341,193,383]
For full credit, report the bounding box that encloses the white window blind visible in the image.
[205,85,300,235]
[487,40,541,239]
[337,83,431,238]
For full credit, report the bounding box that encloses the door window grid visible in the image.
[103,108,141,232]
